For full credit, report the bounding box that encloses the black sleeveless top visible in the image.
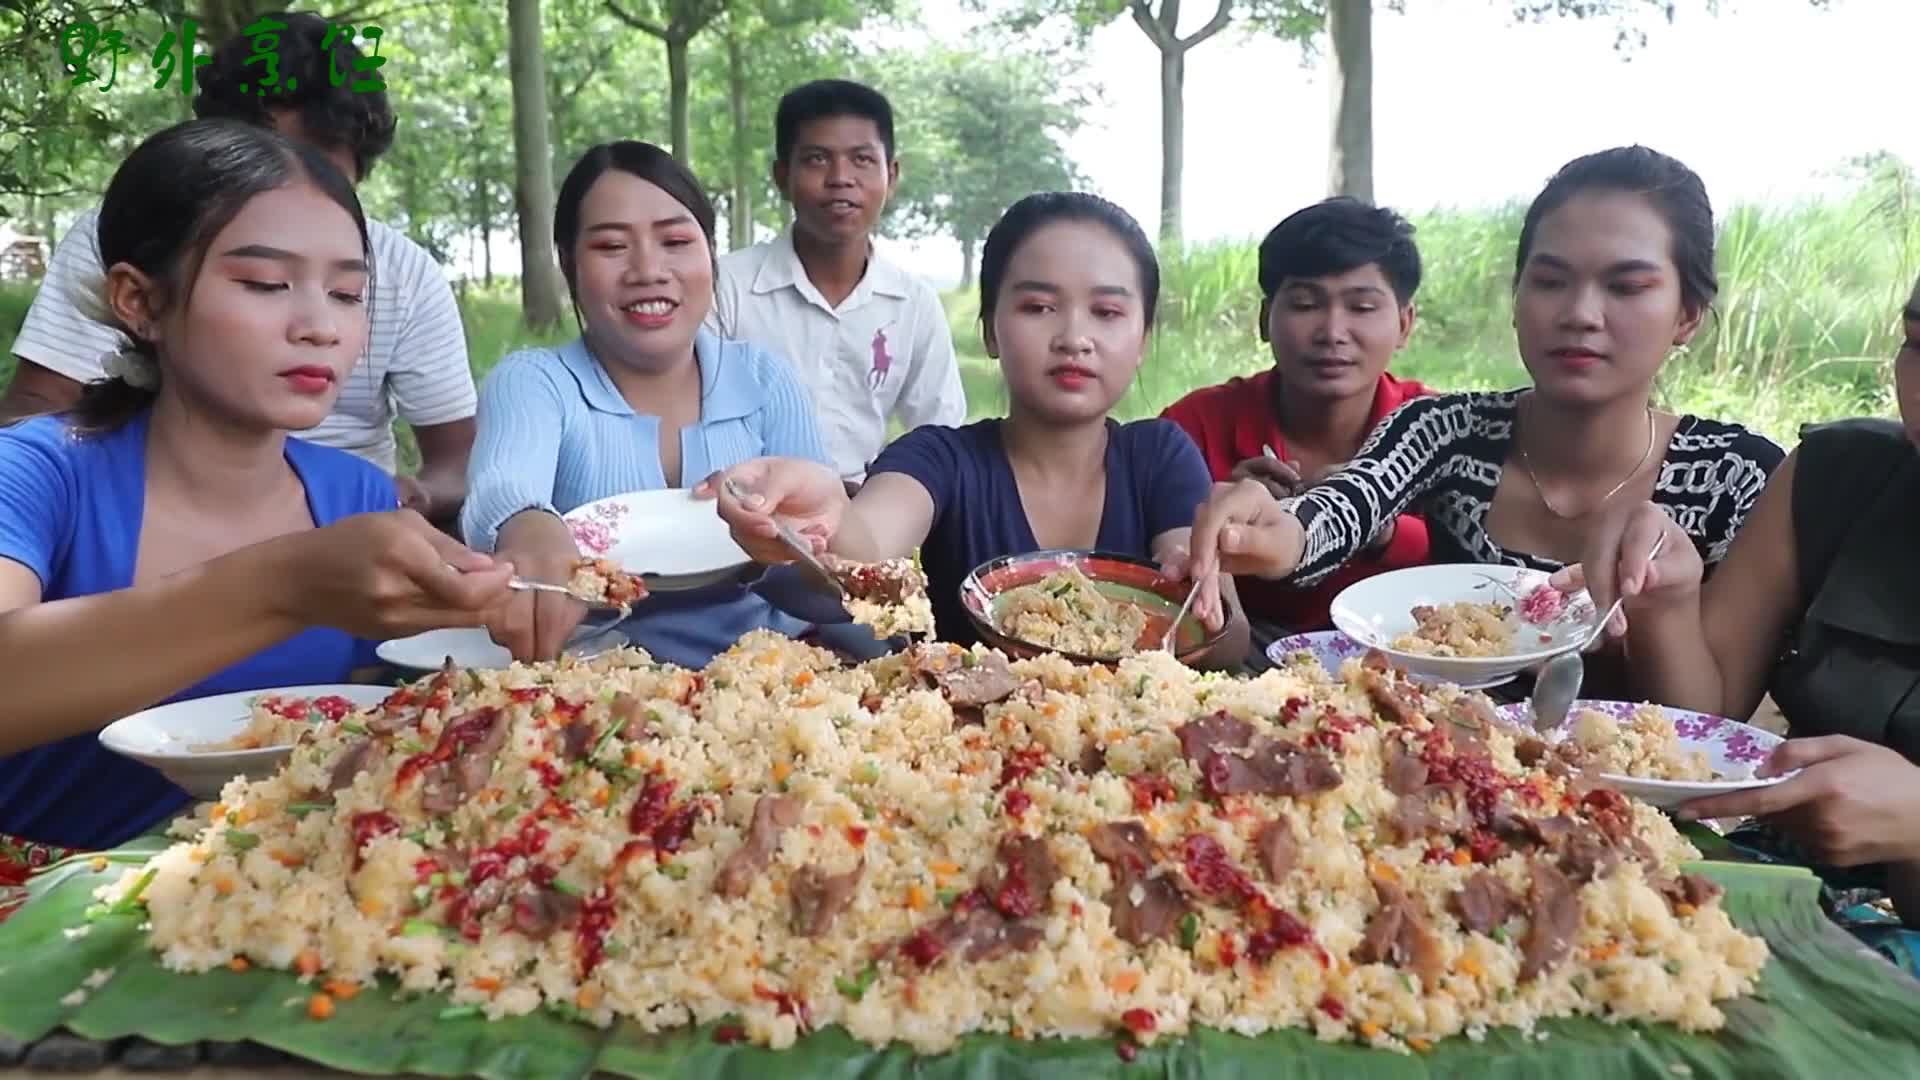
[1770,418,1920,764]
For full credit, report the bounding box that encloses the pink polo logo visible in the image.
[868,327,892,389]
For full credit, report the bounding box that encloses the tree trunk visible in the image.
[725,27,751,249]
[1157,48,1184,252]
[483,225,494,286]
[1326,0,1374,201]
[508,0,567,328]
[667,36,692,164]
[959,234,977,291]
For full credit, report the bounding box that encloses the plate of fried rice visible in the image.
[1329,565,1602,687]
[1494,699,1793,810]
[960,550,1227,664]
[97,685,394,799]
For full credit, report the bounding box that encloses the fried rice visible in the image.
[996,568,1147,657]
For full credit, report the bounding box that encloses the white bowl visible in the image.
[1329,563,1598,686]
[1493,699,1793,810]
[563,489,753,591]
[376,626,628,673]
[98,684,392,800]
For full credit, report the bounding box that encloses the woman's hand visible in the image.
[1185,479,1307,625]
[270,510,514,640]
[1550,501,1702,639]
[1679,735,1920,867]
[695,457,850,565]
[1156,542,1224,633]
[486,511,587,662]
[1228,455,1305,500]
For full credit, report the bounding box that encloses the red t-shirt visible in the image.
[1161,368,1435,632]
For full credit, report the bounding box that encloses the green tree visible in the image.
[508,0,566,327]
[880,43,1086,286]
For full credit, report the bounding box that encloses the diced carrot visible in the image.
[89,856,108,872]
[231,805,256,826]
[1107,970,1142,994]
[357,897,382,917]
[1409,1037,1432,1052]
[1457,955,1485,979]
[772,761,792,784]
[323,978,361,1000]
[210,803,227,822]
[1041,702,1060,717]
[307,993,335,1020]
[793,671,814,688]
[1367,859,1400,885]
[1587,941,1620,962]
[227,956,251,973]
[625,748,647,767]
[472,976,503,992]
[270,849,306,868]
[592,788,610,807]
[906,885,928,910]
[296,949,323,977]
[213,877,235,896]
[1451,849,1472,867]
[929,860,962,878]
[575,985,602,1009]
[1675,903,1697,918]
[1358,1021,1383,1040]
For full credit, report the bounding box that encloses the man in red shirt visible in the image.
[1163,197,1434,633]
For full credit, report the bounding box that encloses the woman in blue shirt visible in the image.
[461,142,833,668]
[0,120,512,851]
[704,192,1249,667]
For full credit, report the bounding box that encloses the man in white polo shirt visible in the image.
[707,79,965,489]
[0,12,476,526]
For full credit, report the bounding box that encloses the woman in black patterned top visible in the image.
[1184,146,1784,624]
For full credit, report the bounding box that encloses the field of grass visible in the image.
[2,184,1913,472]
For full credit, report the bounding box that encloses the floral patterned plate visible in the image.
[1494,698,1795,809]
[562,489,752,591]
[1264,630,1518,690]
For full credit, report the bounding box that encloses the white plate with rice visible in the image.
[1494,698,1794,809]
[563,489,753,591]
[1264,629,1517,691]
[1329,563,1600,686]
[376,626,626,672]
[99,684,392,800]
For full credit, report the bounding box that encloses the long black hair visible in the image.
[978,192,1161,331]
[68,118,371,434]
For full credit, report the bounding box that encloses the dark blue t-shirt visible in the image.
[870,418,1212,645]
[0,411,396,850]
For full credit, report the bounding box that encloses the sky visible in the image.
[867,0,1919,285]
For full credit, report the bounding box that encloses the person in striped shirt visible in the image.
[0,12,477,527]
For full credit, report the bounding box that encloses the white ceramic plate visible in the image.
[563,489,753,591]
[1494,699,1793,809]
[98,684,392,800]
[1329,563,1599,686]
[1264,630,1517,691]
[376,626,627,672]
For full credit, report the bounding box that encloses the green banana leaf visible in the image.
[1,835,1915,1080]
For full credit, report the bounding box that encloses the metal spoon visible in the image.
[446,563,614,608]
[1161,578,1203,653]
[1529,649,1584,735]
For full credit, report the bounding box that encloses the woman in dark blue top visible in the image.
[703,192,1249,667]
[0,120,511,852]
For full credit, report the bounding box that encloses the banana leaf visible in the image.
[0,836,1916,1080]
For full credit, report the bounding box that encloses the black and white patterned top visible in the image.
[1277,389,1786,588]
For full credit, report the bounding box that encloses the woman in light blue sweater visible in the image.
[461,141,832,667]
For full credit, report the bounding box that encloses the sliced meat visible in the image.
[1581,788,1637,845]
[952,705,986,728]
[1200,738,1342,798]
[714,795,802,898]
[1446,696,1498,754]
[1385,784,1470,843]
[453,711,511,795]
[1382,740,1430,795]
[1086,820,1190,945]
[328,738,377,793]
[789,860,865,936]
[1513,735,1551,768]
[1558,833,1620,885]
[1176,711,1255,762]
[909,645,1020,708]
[1657,872,1723,913]
[560,719,595,761]
[1076,742,1107,775]
[420,764,461,815]
[1252,816,1297,883]
[1492,809,1577,850]
[611,693,652,740]
[980,834,1059,919]
[1519,861,1582,980]
[509,885,584,940]
[822,553,927,604]
[1450,870,1514,934]
[1362,669,1422,727]
[1352,875,1445,989]
[898,892,1046,967]
[1361,649,1392,672]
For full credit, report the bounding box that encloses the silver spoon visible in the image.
[445,564,618,609]
[1161,578,1203,653]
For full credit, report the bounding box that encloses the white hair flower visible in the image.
[101,346,160,391]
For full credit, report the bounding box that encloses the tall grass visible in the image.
[0,185,1909,465]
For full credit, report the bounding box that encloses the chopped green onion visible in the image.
[224,829,260,851]
[763,957,787,975]
[112,868,158,914]
[341,722,368,736]
[588,720,623,767]
[445,943,468,958]
[550,879,585,897]
[936,887,961,907]
[428,873,446,888]
[602,940,627,958]
[835,964,880,1002]
[401,919,444,938]
[286,801,332,818]
[398,738,428,754]
[447,870,468,887]
[1135,674,1151,696]
[1179,912,1201,951]
[438,1004,481,1021]
[659,862,689,881]
[1343,806,1366,830]
[1663,959,1683,975]
[1400,973,1417,993]
[1490,925,1509,944]
[411,885,433,907]
[961,652,977,668]
[404,829,431,846]
[853,761,881,784]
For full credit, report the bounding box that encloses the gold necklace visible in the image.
[1517,404,1656,520]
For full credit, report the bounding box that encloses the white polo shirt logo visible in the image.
[868,325,894,390]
